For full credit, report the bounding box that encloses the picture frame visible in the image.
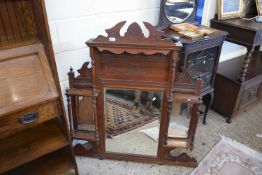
[218,0,243,20]
[178,30,204,40]
[256,0,262,16]
[198,27,218,35]
[170,23,199,32]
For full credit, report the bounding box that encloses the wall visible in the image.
[45,0,220,106]
[202,0,218,26]
[45,0,162,103]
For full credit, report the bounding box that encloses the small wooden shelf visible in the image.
[73,131,97,142]
[0,119,70,174]
[217,51,262,83]
[172,93,202,104]
[164,138,190,148]
[3,147,75,175]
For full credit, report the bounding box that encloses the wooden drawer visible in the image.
[0,101,61,139]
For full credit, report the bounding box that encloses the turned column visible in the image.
[240,46,255,82]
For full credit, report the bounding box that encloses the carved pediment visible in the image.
[77,62,92,78]
[94,21,173,45]
[68,62,93,88]
[172,68,202,96]
[174,68,193,84]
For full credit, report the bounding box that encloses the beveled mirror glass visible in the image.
[164,0,195,23]
[168,102,191,138]
[167,102,192,148]
[104,88,163,157]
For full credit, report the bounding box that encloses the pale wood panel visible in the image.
[0,44,58,116]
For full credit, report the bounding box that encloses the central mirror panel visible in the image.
[104,88,163,157]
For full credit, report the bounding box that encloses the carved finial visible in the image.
[68,67,75,78]
[65,88,70,99]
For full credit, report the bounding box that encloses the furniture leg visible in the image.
[240,47,255,82]
[226,117,232,124]
[202,92,214,125]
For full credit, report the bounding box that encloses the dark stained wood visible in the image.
[66,22,202,167]
[211,18,262,122]
[99,53,170,85]
[73,131,97,142]
[212,52,262,122]
[157,2,227,124]
[158,27,226,124]
[211,18,262,82]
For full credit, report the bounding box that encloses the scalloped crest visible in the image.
[94,21,173,44]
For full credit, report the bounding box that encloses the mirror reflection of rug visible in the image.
[191,136,262,175]
[105,98,158,138]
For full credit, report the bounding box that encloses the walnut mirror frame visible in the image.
[66,21,202,167]
[158,0,198,28]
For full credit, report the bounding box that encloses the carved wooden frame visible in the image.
[67,21,202,167]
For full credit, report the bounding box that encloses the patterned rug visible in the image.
[191,136,262,175]
[105,98,158,138]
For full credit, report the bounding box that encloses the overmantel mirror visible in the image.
[158,0,198,28]
[66,21,202,167]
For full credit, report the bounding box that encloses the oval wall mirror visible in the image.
[164,0,196,23]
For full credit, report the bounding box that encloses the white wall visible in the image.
[45,0,161,103]
[45,0,225,108]
[201,0,218,26]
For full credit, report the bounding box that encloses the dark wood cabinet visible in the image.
[156,0,227,124]
[212,52,262,122]
[159,28,227,124]
[0,0,78,174]
[211,18,262,122]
